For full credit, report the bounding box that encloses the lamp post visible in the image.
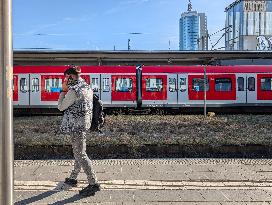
[0,0,14,204]
[203,65,207,117]
[128,39,131,50]
[127,32,143,50]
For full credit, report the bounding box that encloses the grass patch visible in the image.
[14,114,272,147]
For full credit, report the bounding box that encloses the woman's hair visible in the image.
[64,66,81,76]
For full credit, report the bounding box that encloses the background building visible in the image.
[179,1,208,50]
[225,0,272,50]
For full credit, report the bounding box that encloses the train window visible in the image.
[261,78,272,91]
[169,78,176,92]
[215,78,232,92]
[115,78,132,92]
[146,78,163,92]
[237,77,244,91]
[45,78,62,93]
[45,79,50,92]
[20,78,28,93]
[32,78,39,92]
[92,78,99,92]
[103,78,110,92]
[192,78,209,91]
[180,78,187,92]
[248,77,255,91]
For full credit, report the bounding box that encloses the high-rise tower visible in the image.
[179,0,208,50]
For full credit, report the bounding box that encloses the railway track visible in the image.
[13,106,272,116]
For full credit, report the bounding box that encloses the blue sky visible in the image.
[13,0,234,50]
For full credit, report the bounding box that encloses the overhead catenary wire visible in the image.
[198,25,233,50]
[205,25,242,50]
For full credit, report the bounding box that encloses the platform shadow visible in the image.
[14,181,81,205]
[47,193,86,205]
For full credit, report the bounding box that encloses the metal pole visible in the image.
[204,65,207,117]
[128,39,131,51]
[0,0,13,204]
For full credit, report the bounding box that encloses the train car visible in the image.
[13,65,272,109]
[13,65,136,109]
[140,65,272,108]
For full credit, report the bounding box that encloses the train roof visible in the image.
[14,50,272,66]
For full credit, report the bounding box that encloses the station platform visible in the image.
[14,158,272,204]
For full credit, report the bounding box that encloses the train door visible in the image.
[247,74,257,104]
[167,74,178,106]
[236,74,247,104]
[30,74,40,106]
[18,74,30,106]
[177,74,188,105]
[100,74,111,106]
[91,74,101,98]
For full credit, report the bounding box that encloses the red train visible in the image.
[13,65,272,109]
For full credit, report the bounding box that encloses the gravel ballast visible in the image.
[14,114,272,159]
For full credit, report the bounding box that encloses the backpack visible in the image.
[90,94,105,133]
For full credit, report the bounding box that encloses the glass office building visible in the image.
[179,1,208,50]
[225,0,272,50]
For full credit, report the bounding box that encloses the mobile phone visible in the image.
[67,76,73,84]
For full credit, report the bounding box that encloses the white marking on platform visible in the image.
[14,180,272,192]
[14,158,272,167]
